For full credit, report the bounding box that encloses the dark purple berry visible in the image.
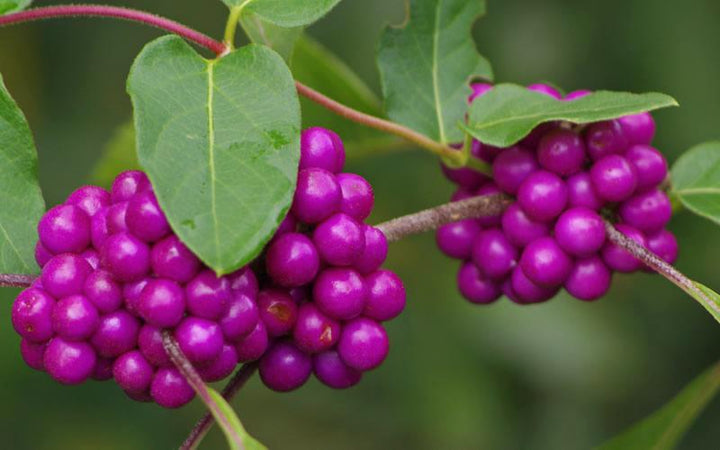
[151,367,195,408]
[363,270,406,321]
[313,350,362,389]
[138,278,186,328]
[520,237,573,287]
[44,338,96,385]
[554,207,606,257]
[625,145,667,190]
[313,268,366,321]
[291,168,341,224]
[38,204,91,254]
[257,289,297,337]
[174,317,224,365]
[293,303,341,354]
[456,262,501,304]
[100,232,151,282]
[601,224,646,272]
[35,242,52,268]
[566,172,604,210]
[354,225,388,274]
[501,203,550,248]
[492,146,539,195]
[92,357,115,381]
[198,344,238,382]
[585,120,629,161]
[619,189,672,233]
[220,293,259,342]
[266,232,320,287]
[83,270,122,313]
[472,229,518,279]
[126,190,170,242]
[617,112,655,146]
[590,155,637,202]
[20,339,46,371]
[185,270,230,320]
[337,173,374,221]
[138,325,172,368]
[517,171,568,222]
[435,219,482,260]
[537,129,586,176]
[235,321,269,362]
[646,229,678,265]
[565,256,612,301]
[299,127,345,173]
[313,213,365,266]
[510,267,557,304]
[259,341,312,392]
[150,235,201,283]
[338,318,389,372]
[91,310,140,358]
[227,266,259,298]
[113,350,155,394]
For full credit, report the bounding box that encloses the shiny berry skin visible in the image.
[618,189,672,233]
[35,242,52,268]
[150,235,201,283]
[435,219,482,260]
[363,269,406,321]
[299,127,345,173]
[492,146,539,195]
[537,129,586,176]
[469,82,493,102]
[517,171,568,222]
[235,321,269,362]
[354,225,388,274]
[337,173,374,221]
[122,277,150,316]
[138,325,172,368]
[52,295,99,341]
[220,293,259,342]
[82,249,100,270]
[259,341,313,392]
[100,232,151,282]
[113,350,154,393]
[501,203,550,247]
[566,172,604,210]
[338,318,389,372]
[67,186,111,218]
[625,145,667,190]
[646,229,678,265]
[174,317,224,364]
[257,289,298,337]
[291,168,341,224]
[590,155,638,202]
[313,350,362,389]
[41,254,93,298]
[20,339,46,371]
[111,170,150,203]
[138,279,186,328]
[528,83,562,99]
[601,224,646,272]
[564,256,612,301]
[106,201,130,234]
[313,268,366,320]
[313,213,365,266]
[520,237,573,287]
[151,367,195,408]
[185,271,230,320]
[11,288,55,343]
[618,112,656,146]
[293,303,341,354]
[456,262,501,304]
[554,208,606,257]
[90,208,110,250]
[90,310,140,358]
[472,229,518,279]
[510,267,557,304]
[198,344,238,382]
[38,204,91,254]
[126,190,170,242]
[228,266,259,298]
[44,338,97,385]
[585,120,629,161]
[265,233,320,287]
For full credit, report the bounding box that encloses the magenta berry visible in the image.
[100,232,150,282]
[564,89,592,101]
[185,270,230,320]
[138,325,172,368]
[90,310,140,358]
[106,201,129,234]
[510,267,558,304]
[38,204,91,254]
[138,278,186,328]
[20,339,47,371]
[354,225,388,274]
[585,120,629,161]
[313,213,366,266]
[313,350,362,389]
[259,341,313,392]
[472,229,518,279]
[554,208,606,257]
[52,294,99,341]
[625,145,667,190]
[292,168,341,224]
[174,317,223,364]
[126,190,170,242]
[12,288,55,343]
[338,318,389,372]
[235,321,269,362]
[528,83,562,99]
[300,127,345,173]
[492,146,539,195]
[113,350,154,393]
[363,270,406,321]
[619,189,672,233]
[601,224,647,272]
[590,155,637,202]
[257,289,298,337]
[566,172,604,210]
[520,237,573,287]
[313,268,366,320]
[41,254,93,298]
[337,173,374,221]
[457,262,501,304]
[565,256,612,301]
[44,338,97,385]
[150,367,195,408]
[111,170,150,203]
[150,235,201,283]
[220,293,259,342]
[197,344,238,382]
[266,233,320,287]
[293,303,341,354]
[618,112,656,146]
[501,203,550,247]
[537,129,586,176]
[67,186,112,218]
[436,219,482,260]
[517,171,568,222]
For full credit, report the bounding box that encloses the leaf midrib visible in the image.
[431,0,446,143]
[206,60,221,265]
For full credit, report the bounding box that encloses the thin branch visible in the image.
[0,5,227,55]
[0,274,36,288]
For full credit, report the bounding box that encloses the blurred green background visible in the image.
[1,0,720,448]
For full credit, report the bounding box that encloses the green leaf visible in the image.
[224,0,342,27]
[0,73,45,274]
[239,12,303,62]
[597,360,720,450]
[690,281,720,325]
[377,0,493,144]
[208,389,267,450]
[127,36,300,275]
[670,141,720,226]
[463,84,678,147]
[88,121,139,189]
[0,0,31,15]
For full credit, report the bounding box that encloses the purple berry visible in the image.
[313,268,366,321]
[228,266,259,298]
[198,344,238,382]
[472,229,518,279]
[601,224,646,272]
[457,262,501,304]
[313,213,365,266]
[554,207,606,257]
[122,277,150,316]
[492,146,539,195]
[151,367,195,408]
[469,83,493,102]
[338,318,389,372]
[313,350,362,389]
[625,145,667,190]
[126,190,170,242]
[618,112,656,146]
[266,233,320,287]
[41,254,93,298]
[174,317,224,365]
[355,225,388,274]
[83,270,122,314]
[567,172,604,210]
[90,310,140,358]
[337,173,374,221]
[100,232,151,282]
[619,189,672,233]
[111,170,150,203]
[44,338,97,385]
[537,129,586,176]
[12,288,55,343]
[106,202,129,234]
[517,171,568,222]
[300,127,345,173]
[259,341,312,392]
[38,204,91,254]
[528,83,562,99]
[565,256,612,301]
[646,229,678,265]
[510,267,558,304]
[292,168,341,224]
[35,242,52,268]
[185,270,230,320]
[91,208,110,250]
[435,219,482,260]
[150,235,201,283]
[138,325,172,368]
[363,270,406,321]
[52,295,99,341]
[257,289,297,337]
[501,203,550,247]
[20,339,46,371]
[67,185,112,218]
[220,293,259,342]
[475,183,504,227]
[591,155,638,202]
[520,237,573,287]
[293,303,341,354]
[113,350,154,393]
[139,279,186,328]
[235,321,269,362]
[585,120,629,161]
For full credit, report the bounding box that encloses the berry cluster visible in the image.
[11,127,405,407]
[438,83,677,305]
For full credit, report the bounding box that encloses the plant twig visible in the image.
[0,274,36,288]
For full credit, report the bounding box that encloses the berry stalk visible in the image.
[0,274,36,288]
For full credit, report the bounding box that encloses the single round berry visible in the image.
[492,146,539,195]
[619,189,672,233]
[100,232,151,282]
[566,172,604,210]
[257,289,298,338]
[601,224,646,272]
[174,317,224,365]
[501,203,550,247]
[266,233,320,287]
[41,254,93,299]
[313,268,366,321]
[113,350,155,393]
[67,186,112,218]
[435,219,482,260]
[646,229,678,265]
[12,288,55,343]
[617,112,656,146]
[35,242,52,268]
[521,123,557,148]
[38,204,91,254]
[625,145,667,190]
[338,318,389,372]
[472,229,518,279]
[44,338,96,385]
[313,213,366,266]
[441,162,489,191]
[90,310,140,358]
[138,325,172,368]
[83,270,122,314]
[299,127,345,173]
[228,266,259,298]
[111,170,150,203]
[564,89,592,101]
[363,270,406,321]
[510,267,558,304]
[150,235,201,283]
[198,344,238,382]
[291,168,341,224]
[126,190,170,242]
[185,270,231,320]
[457,262,501,304]
[313,350,362,389]
[337,173,374,221]
[517,171,568,222]
[259,341,313,392]
[469,82,493,102]
[52,295,99,341]
[585,120,629,161]
[20,339,46,371]
[106,202,130,234]
[554,207,606,257]
[151,367,195,408]
[91,208,110,250]
[355,225,388,274]
[122,277,150,316]
[537,129,586,176]
[235,321,269,362]
[590,155,637,202]
[220,293,259,342]
[138,278,186,328]
[528,83,562,99]
[564,256,612,301]
[520,237,573,287]
[293,303,341,354]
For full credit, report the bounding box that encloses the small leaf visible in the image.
[239,11,303,62]
[690,281,720,325]
[463,84,677,147]
[0,73,45,274]
[127,36,300,275]
[597,360,720,450]
[224,0,342,28]
[0,0,31,15]
[208,389,267,450]
[377,0,493,144]
[89,121,139,188]
[670,141,720,226]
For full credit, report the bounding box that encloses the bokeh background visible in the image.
[1,0,720,448]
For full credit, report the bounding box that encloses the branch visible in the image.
[0,274,36,288]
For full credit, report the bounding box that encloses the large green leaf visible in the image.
[670,141,720,226]
[463,84,678,147]
[598,360,720,450]
[223,0,342,27]
[239,11,303,62]
[88,121,139,189]
[0,74,45,274]
[208,389,267,450]
[0,0,31,15]
[127,36,300,275]
[377,0,493,144]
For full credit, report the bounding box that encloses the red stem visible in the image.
[0,5,227,55]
